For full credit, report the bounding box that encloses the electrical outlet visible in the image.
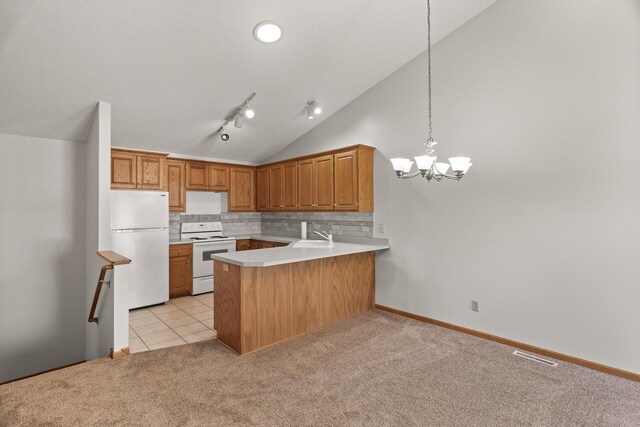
[378,223,385,234]
[471,300,479,312]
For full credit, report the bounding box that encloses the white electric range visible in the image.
[180,222,236,295]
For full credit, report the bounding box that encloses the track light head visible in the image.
[307,100,321,119]
[234,111,244,128]
[220,127,230,141]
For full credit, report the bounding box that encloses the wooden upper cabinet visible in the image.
[229,167,256,211]
[208,165,230,191]
[111,151,137,189]
[257,167,270,211]
[269,164,285,211]
[283,162,297,210]
[137,154,165,190]
[297,159,315,211]
[334,150,358,210]
[185,162,208,190]
[111,149,167,190]
[355,146,374,212]
[167,160,186,212]
[314,155,334,211]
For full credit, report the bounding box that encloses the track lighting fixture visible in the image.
[306,100,322,119]
[215,92,256,141]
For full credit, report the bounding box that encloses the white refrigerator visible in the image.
[111,191,169,309]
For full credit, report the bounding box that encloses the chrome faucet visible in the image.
[314,230,333,245]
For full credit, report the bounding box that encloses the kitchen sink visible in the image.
[292,240,334,248]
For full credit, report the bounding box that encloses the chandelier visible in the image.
[391,0,472,181]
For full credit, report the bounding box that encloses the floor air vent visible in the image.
[513,351,558,367]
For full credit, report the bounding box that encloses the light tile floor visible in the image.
[129,293,216,353]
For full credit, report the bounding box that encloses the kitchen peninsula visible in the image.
[212,239,389,354]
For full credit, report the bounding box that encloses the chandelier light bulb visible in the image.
[245,108,255,118]
[434,162,450,175]
[391,158,412,173]
[448,157,471,173]
[403,161,414,173]
[414,155,436,171]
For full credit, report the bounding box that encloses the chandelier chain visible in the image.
[426,0,433,144]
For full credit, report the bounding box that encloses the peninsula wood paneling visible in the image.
[241,265,294,352]
[213,260,242,353]
[214,252,375,355]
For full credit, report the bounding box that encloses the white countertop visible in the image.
[211,238,389,267]
[169,238,196,245]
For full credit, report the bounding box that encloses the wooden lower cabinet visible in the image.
[236,239,251,251]
[169,244,192,297]
[236,239,288,251]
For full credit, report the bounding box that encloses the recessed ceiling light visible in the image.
[254,21,282,43]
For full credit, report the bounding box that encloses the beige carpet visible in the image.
[1,310,639,426]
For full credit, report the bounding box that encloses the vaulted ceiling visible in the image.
[0,0,496,163]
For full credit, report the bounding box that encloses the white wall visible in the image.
[0,133,86,382]
[85,102,114,360]
[268,0,640,374]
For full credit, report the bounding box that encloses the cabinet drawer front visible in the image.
[170,244,193,258]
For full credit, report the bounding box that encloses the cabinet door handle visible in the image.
[177,251,182,254]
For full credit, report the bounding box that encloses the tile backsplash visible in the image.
[261,212,373,239]
[169,213,261,239]
[169,211,373,239]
